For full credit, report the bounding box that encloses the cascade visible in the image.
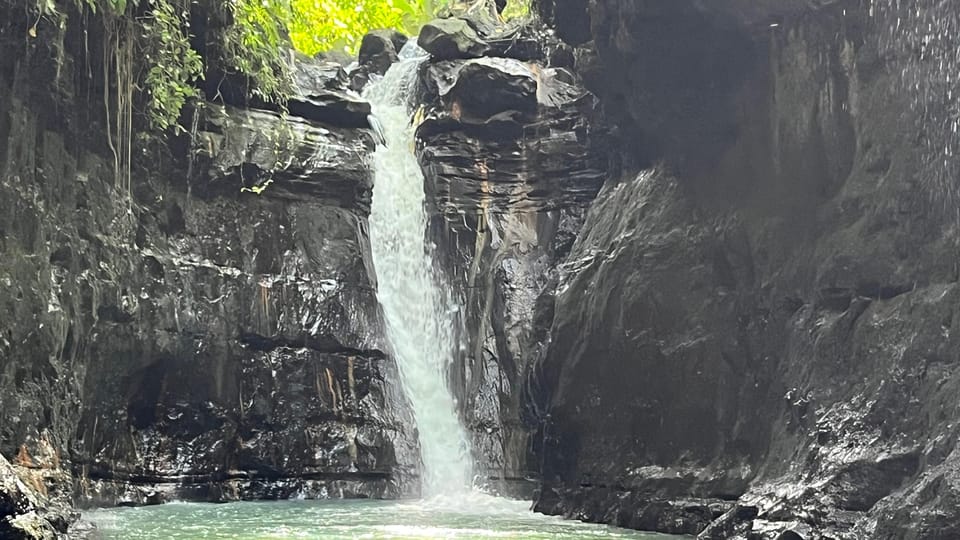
[364,41,474,496]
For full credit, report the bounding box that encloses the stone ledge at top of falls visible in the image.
[414,50,610,217]
[417,2,552,63]
[215,54,374,129]
[193,104,375,210]
[288,55,374,128]
[190,55,378,211]
[419,18,491,60]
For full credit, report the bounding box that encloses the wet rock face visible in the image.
[0,10,417,513]
[70,190,419,504]
[419,18,490,60]
[194,104,375,206]
[0,453,72,539]
[359,30,408,76]
[526,0,960,537]
[413,11,609,494]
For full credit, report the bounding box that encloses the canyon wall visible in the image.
[0,4,418,535]
[523,0,960,538]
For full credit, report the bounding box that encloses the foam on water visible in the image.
[362,41,473,495]
[84,497,681,539]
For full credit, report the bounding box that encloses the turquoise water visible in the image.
[84,494,679,539]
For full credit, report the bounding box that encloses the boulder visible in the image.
[446,57,538,119]
[358,29,409,75]
[419,18,490,60]
[291,54,350,94]
[287,55,373,127]
[440,0,503,37]
[286,90,372,128]
[0,455,59,540]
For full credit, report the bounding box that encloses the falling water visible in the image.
[363,42,473,496]
[867,0,960,209]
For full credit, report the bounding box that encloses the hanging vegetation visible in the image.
[26,0,529,194]
[141,0,204,132]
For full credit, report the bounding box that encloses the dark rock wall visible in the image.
[0,2,417,520]
[526,0,960,538]
[413,17,609,493]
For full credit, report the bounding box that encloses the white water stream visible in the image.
[363,42,473,496]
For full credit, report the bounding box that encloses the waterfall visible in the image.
[364,42,474,496]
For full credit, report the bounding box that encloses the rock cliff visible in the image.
[0,3,418,533]
[523,0,960,538]
[411,12,609,494]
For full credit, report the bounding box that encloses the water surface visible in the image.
[85,494,680,539]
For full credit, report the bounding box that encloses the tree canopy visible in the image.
[282,0,530,55]
[289,0,445,56]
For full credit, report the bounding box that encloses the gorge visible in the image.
[2,0,960,539]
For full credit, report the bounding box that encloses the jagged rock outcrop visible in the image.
[524,0,960,538]
[195,103,374,204]
[351,29,410,92]
[413,8,609,494]
[0,2,417,518]
[359,30,408,76]
[419,18,490,60]
[0,453,73,539]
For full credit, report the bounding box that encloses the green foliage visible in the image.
[34,0,534,139]
[285,0,532,55]
[501,0,531,21]
[223,0,534,62]
[35,0,202,132]
[217,0,456,100]
[141,0,203,131]
[288,0,435,56]
[219,0,293,104]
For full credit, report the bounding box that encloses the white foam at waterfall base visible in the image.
[363,41,474,496]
